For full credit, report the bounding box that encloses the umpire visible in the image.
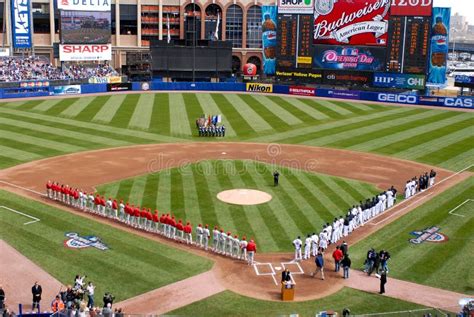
[273,171,280,186]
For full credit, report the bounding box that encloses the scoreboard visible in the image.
[277,14,313,70]
[386,16,431,74]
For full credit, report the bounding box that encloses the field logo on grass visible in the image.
[64,232,109,251]
[409,226,448,244]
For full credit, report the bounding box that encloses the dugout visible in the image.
[150,39,232,82]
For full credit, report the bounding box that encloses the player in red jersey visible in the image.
[247,239,257,265]
[184,222,192,245]
[152,210,159,233]
[112,199,118,219]
[176,220,184,241]
[46,180,52,199]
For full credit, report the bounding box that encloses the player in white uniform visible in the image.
[196,224,203,247]
[105,198,112,218]
[119,200,125,221]
[232,235,240,258]
[202,225,210,251]
[212,227,219,252]
[304,235,312,260]
[293,236,303,261]
[319,230,328,251]
[240,236,248,260]
[226,232,233,256]
[325,223,333,244]
[311,232,319,257]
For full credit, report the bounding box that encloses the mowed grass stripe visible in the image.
[237,95,290,131]
[169,93,192,136]
[0,130,84,153]
[433,148,474,172]
[148,93,170,135]
[344,180,379,200]
[284,97,330,120]
[373,117,474,156]
[333,179,372,204]
[266,96,315,122]
[139,173,160,211]
[0,144,42,161]
[92,95,127,123]
[182,93,205,136]
[314,99,354,116]
[301,99,345,118]
[102,182,121,200]
[169,168,186,220]
[416,136,474,166]
[60,97,96,118]
[0,137,64,159]
[344,112,466,151]
[113,180,133,204]
[0,156,23,169]
[44,98,79,116]
[195,93,236,137]
[128,94,155,129]
[191,163,218,227]
[128,175,147,206]
[73,96,111,122]
[180,165,203,225]
[224,94,273,132]
[0,116,128,147]
[156,168,171,212]
[109,94,140,128]
[323,177,360,206]
[252,107,411,143]
[303,108,437,146]
[211,94,254,136]
[32,98,64,112]
[252,95,302,125]
[335,101,374,112]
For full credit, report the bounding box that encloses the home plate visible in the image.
[221,152,227,155]
[217,189,272,206]
[275,266,282,271]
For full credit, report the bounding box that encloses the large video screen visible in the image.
[313,45,386,71]
[61,11,111,44]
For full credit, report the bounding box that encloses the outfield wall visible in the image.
[0,82,472,109]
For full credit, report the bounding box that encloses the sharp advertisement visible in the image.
[58,0,111,12]
[427,7,450,86]
[59,44,112,61]
[313,45,386,71]
[11,0,33,48]
[262,6,278,75]
[373,72,425,89]
[313,0,391,46]
[390,0,432,16]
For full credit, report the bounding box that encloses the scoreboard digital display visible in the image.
[386,16,431,74]
[277,14,313,71]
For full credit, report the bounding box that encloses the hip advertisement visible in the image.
[313,0,390,46]
[373,73,426,89]
[60,44,112,61]
[323,70,373,85]
[52,85,82,95]
[246,83,273,93]
[278,0,314,14]
[262,6,277,75]
[11,0,33,48]
[427,7,450,85]
[289,86,316,96]
[313,45,386,71]
[107,83,132,92]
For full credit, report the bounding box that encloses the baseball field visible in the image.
[0,91,472,316]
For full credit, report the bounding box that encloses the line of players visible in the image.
[291,185,399,262]
[404,170,436,199]
[45,181,257,265]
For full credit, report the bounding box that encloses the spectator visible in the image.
[102,303,112,317]
[332,246,343,272]
[86,282,95,309]
[31,282,42,312]
[341,254,351,279]
[50,295,64,313]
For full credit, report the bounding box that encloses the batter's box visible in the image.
[253,263,278,285]
[281,262,304,275]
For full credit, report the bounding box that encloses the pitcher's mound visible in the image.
[217,189,272,206]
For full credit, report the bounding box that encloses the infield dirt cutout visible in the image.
[217,189,272,205]
[0,142,470,314]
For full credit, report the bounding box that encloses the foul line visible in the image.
[448,199,473,218]
[0,205,40,225]
[0,180,46,196]
[370,164,473,226]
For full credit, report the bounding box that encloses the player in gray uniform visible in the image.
[212,227,219,252]
[232,235,240,258]
[119,200,125,222]
[202,225,210,251]
[226,232,233,256]
[196,224,203,247]
[240,236,248,260]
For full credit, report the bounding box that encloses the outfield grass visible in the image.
[349,177,474,294]
[0,93,472,171]
[0,190,212,301]
[169,288,427,317]
[96,160,380,253]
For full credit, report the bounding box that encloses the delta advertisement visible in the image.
[390,0,432,16]
[11,0,33,48]
[262,6,277,75]
[60,44,112,61]
[51,85,82,95]
[313,0,391,46]
[58,0,111,11]
[313,45,386,71]
[427,7,450,85]
[278,0,314,14]
[373,73,426,90]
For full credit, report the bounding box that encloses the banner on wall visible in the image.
[278,0,314,14]
[262,6,277,75]
[51,85,82,95]
[60,44,112,61]
[427,7,450,86]
[322,70,373,85]
[289,86,315,96]
[390,0,432,16]
[246,83,273,93]
[313,0,390,46]
[11,0,33,48]
[373,73,426,89]
[58,0,111,11]
[313,45,386,71]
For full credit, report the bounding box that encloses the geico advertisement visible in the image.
[246,83,273,93]
[60,44,112,61]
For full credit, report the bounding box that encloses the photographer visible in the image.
[103,292,115,308]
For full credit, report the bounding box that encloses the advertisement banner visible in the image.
[60,44,112,61]
[313,0,390,46]
[58,0,111,12]
[108,76,122,83]
[52,85,82,95]
[390,0,432,16]
[316,89,361,100]
[107,83,132,92]
[454,75,474,89]
[427,8,450,85]
[322,70,373,85]
[262,6,277,75]
[419,96,473,108]
[276,69,323,82]
[289,86,316,96]
[278,0,314,14]
[371,92,419,104]
[0,48,10,57]
[11,0,33,48]
[313,45,386,71]
[246,83,273,93]
[373,73,426,89]
[19,81,49,88]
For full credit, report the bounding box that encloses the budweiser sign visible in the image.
[314,0,391,46]
[60,44,112,61]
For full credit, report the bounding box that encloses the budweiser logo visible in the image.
[314,0,390,41]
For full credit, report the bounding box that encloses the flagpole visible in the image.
[192,3,196,83]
